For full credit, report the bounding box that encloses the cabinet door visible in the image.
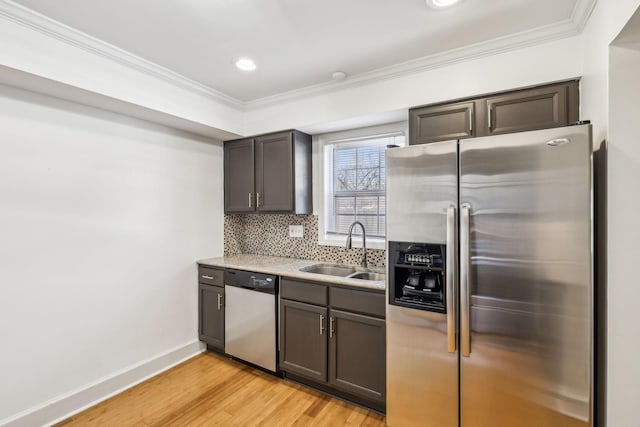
[199,284,224,350]
[329,309,386,403]
[410,101,475,145]
[279,299,328,382]
[255,132,294,212]
[481,82,578,136]
[224,139,255,213]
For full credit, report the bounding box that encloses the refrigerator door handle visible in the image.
[446,206,457,353]
[460,204,471,357]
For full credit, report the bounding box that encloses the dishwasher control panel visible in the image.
[224,269,277,294]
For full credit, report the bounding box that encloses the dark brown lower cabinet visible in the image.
[279,278,386,411]
[198,283,224,351]
[279,299,328,382]
[329,309,386,403]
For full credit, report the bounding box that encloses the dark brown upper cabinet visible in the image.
[224,139,255,213]
[479,81,579,136]
[224,130,312,214]
[410,100,476,145]
[409,80,579,145]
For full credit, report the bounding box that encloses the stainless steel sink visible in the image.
[348,271,386,281]
[300,264,357,277]
[300,264,385,281]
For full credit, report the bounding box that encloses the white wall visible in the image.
[608,44,640,427]
[0,85,223,425]
[607,10,640,427]
[579,0,640,144]
[577,1,640,426]
[579,5,610,145]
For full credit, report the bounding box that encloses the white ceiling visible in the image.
[12,0,589,103]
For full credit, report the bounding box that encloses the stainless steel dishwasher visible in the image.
[224,269,277,373]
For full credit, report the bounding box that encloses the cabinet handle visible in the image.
[201,275,214,280]
[329,317,335,338]
[217,293,222,311]
[469,109,473,134]
[488,109,492,131]
[256,192,261,208]
[248,193,252,208]
[319,314,325,335]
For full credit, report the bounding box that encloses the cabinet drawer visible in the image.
[281,278,327,305]
[198,266,224,287]
[330,286,385,318]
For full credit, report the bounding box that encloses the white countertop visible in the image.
[197,254,386,291]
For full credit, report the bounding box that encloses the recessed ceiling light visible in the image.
[235,57,256,71]
[426,0,463,9]
[332,71,347,81]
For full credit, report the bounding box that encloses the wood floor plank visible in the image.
[344,406,370,426]
[311,399,355,427]
[303,394,330,418]
[54,352,386,427]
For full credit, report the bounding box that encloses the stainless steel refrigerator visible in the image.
[385,125,593,427]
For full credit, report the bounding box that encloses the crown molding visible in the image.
[571,0,598,31]
[0,0,244,110]
[244,0,598,110]
[0,0,596,113]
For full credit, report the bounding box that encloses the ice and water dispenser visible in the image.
[388,241,447,313]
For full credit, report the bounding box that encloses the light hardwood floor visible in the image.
[55,352,386,427]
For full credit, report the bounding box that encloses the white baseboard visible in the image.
[1,340,205,427]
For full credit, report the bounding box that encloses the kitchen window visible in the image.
[315,123,407,249]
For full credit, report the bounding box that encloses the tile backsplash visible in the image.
[224,214,386,267]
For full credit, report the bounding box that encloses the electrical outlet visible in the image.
[289,225,304,238]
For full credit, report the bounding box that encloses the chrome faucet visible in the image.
[346,221,367,268]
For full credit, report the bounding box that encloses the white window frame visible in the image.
[313,121,408,250]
